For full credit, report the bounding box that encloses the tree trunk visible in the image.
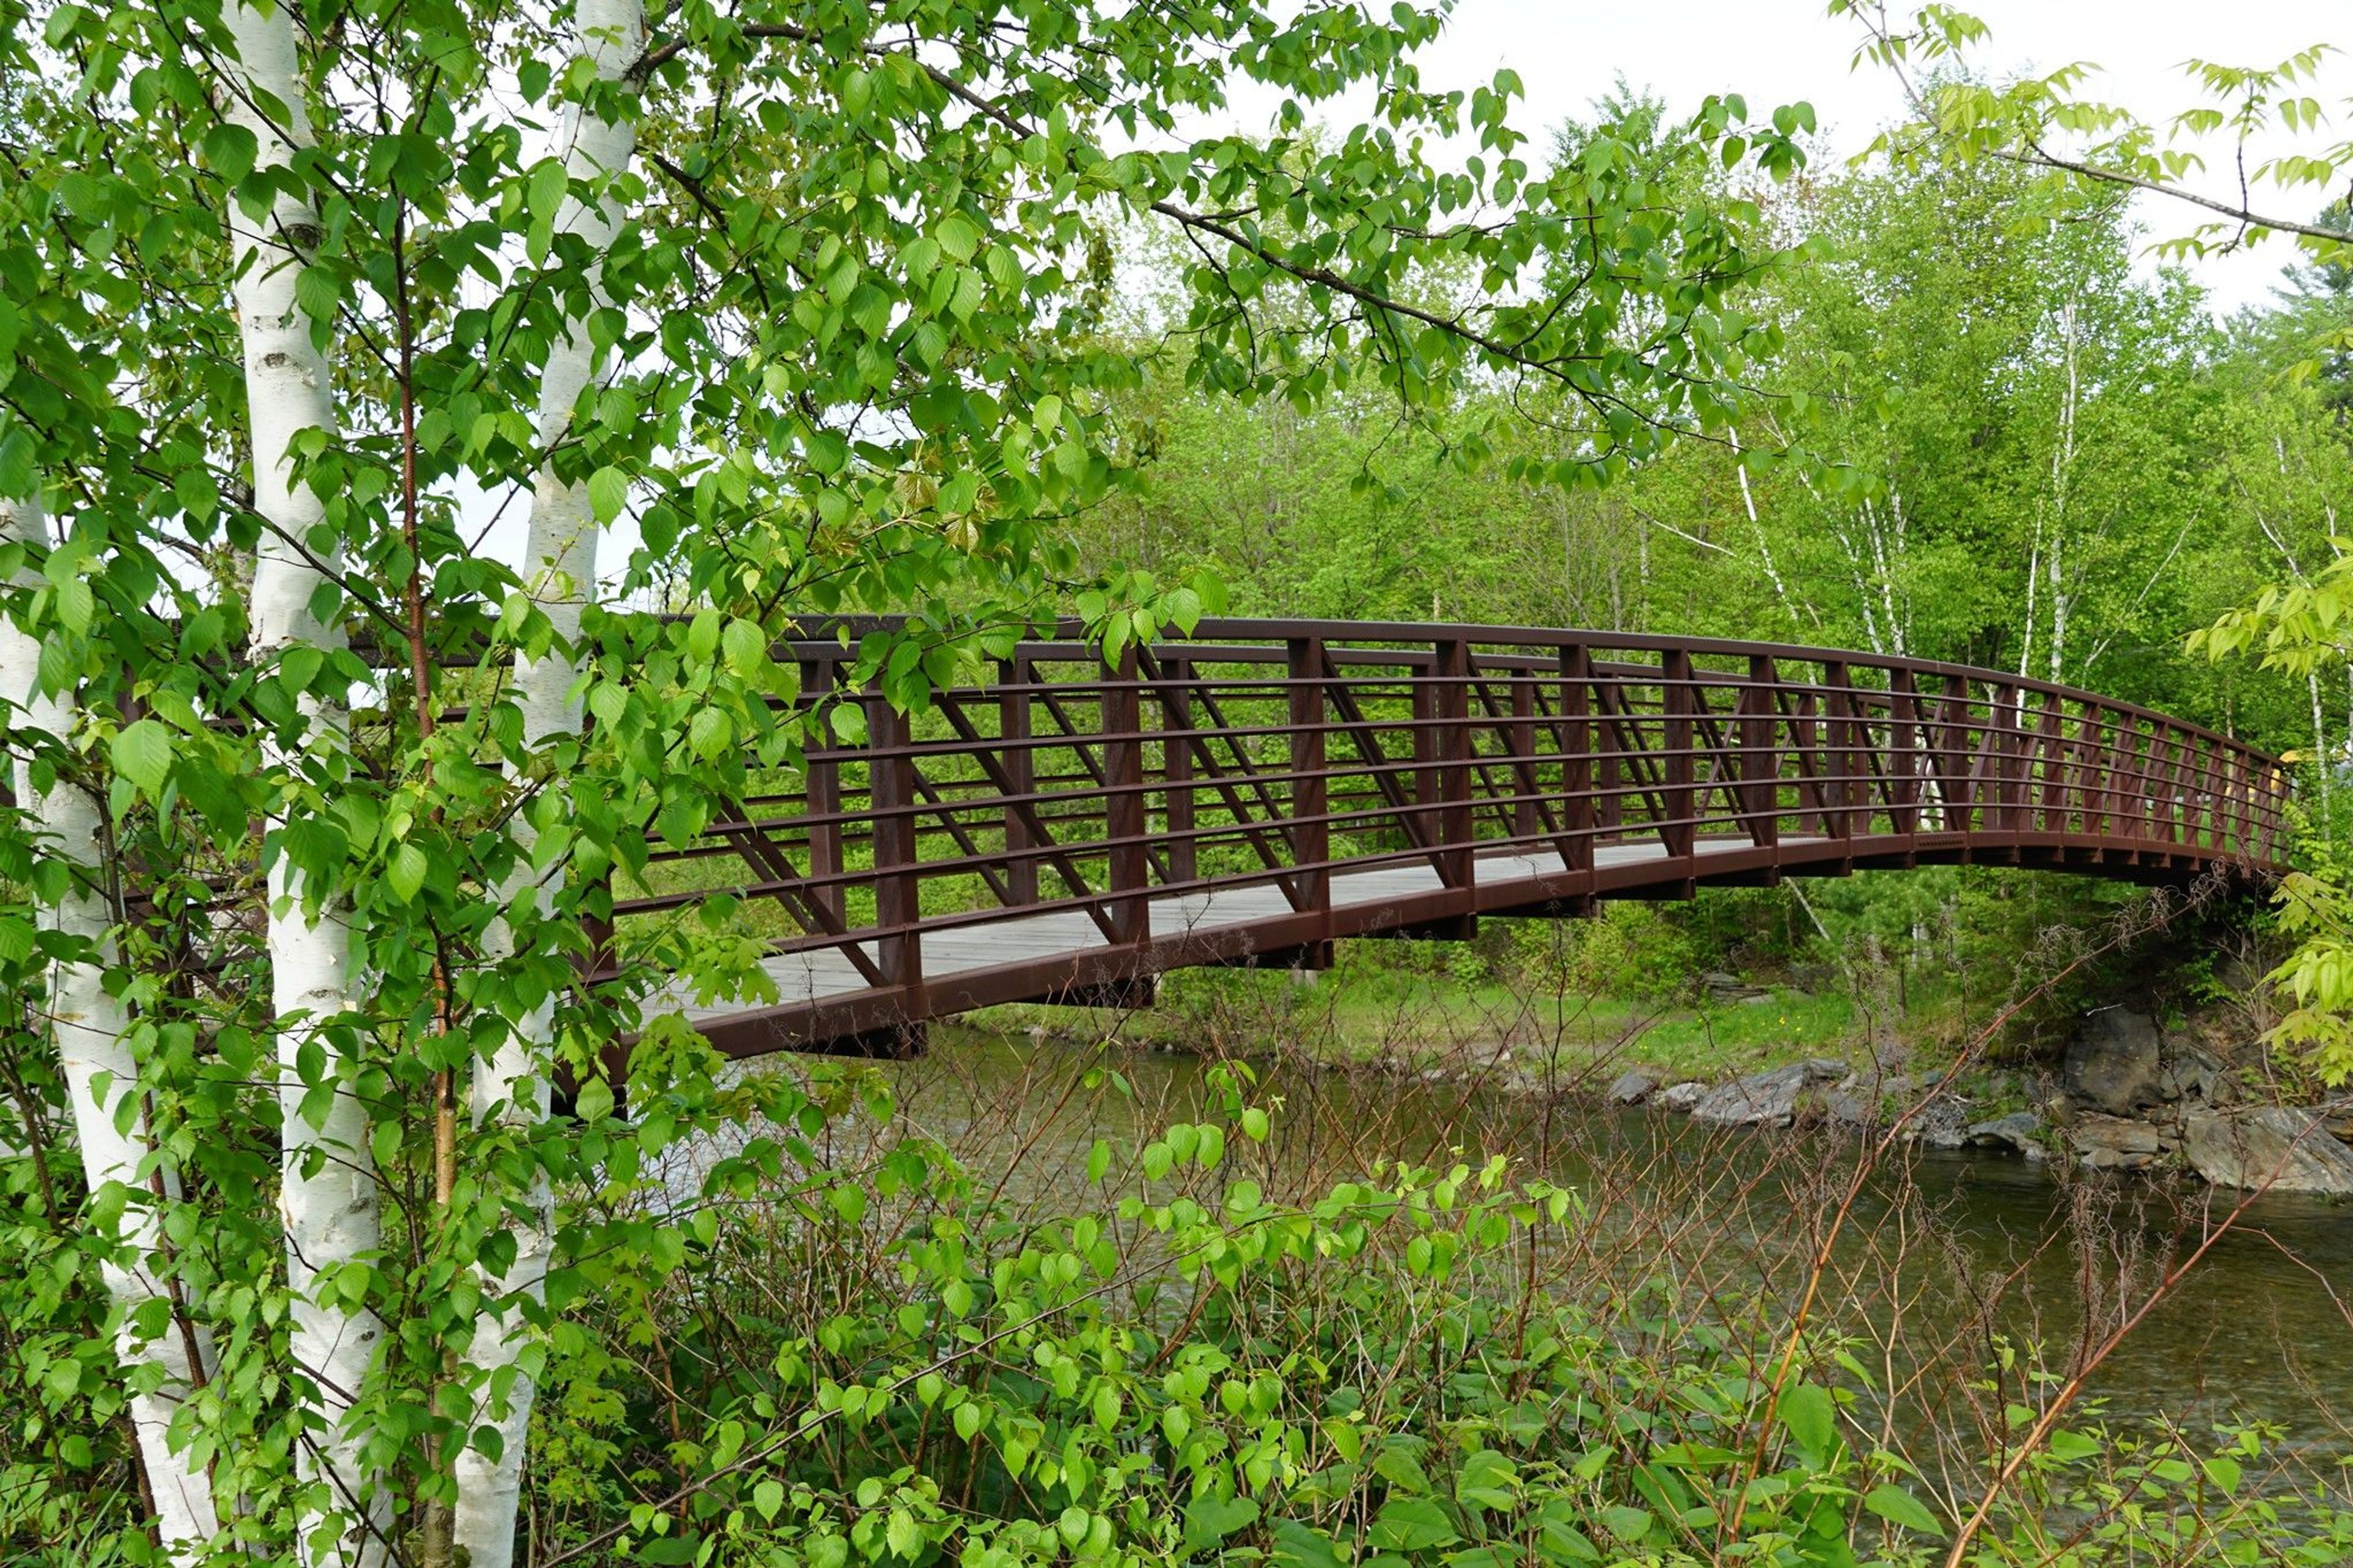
[453,5,642,1563]
[1,488,222,1559]
[219,7,387,1562]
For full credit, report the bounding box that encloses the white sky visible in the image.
[1389,0,2346,315]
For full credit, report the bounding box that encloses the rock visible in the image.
[1605,1069,1658,1106]
[2157,1043,2228,1105]
[1690,1059,1848,1129]
[1904,1097,1971,1149]
[1701,971,1768,1002]
[2181,1107,2353,1195]
[1653,1081,1706,1114]
[2071,1116,2166,1172]
[1966,1111,2045,1157]
[1822,1087,1877,1129]
[2064,1008,2167,1116]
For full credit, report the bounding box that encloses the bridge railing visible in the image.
[612,619,2289,1012]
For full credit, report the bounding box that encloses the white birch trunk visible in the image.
[2045,298,2080,687]
[1,490,222,1557]
[220,8,386,1563]
[452,5,642,1561]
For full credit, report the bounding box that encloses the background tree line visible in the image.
[1078,98,2353,765]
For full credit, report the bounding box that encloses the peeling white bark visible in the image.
[453,6,642,1562]
[1,490,221,1557]
[220,7,387,1563]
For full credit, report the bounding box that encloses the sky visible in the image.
[1377,0,2346,316]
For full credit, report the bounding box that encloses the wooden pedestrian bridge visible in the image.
[634,617,2290,1059]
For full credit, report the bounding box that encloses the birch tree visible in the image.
[215,3,389,1558]
[1,485,221,1556]
[452,3,641,1562]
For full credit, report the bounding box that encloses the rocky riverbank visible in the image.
[1605,1006,2353,1197]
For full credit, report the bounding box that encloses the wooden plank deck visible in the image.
[675,836,1817,1029]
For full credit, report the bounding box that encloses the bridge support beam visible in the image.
[868,690,924,1009]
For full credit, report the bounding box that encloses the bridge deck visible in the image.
[684,838,1779,1021]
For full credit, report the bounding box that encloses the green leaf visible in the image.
[1269,1520,1344,1568]
[1863,1484,1945,1536]
[203,122,258,184]
[1778,1382,1838,1463]
[387,843,428,904]
[110,719,173,797]
[574,1075,614,1123]
[1183,1494,1259,1550]
[722,618,767,676]
[527,156,568,222]
[53,574,93,635]
[1370,1498,1458,1552]
[587,466,628,523]
[934,211,981,262]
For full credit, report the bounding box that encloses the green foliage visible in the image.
[513,1085,2351,1567]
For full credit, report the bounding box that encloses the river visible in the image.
[866,1028,2353,1475]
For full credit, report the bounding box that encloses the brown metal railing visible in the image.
[619,618,2289,1056]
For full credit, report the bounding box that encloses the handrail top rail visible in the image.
[775,614,2284,769]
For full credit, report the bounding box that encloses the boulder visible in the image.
[2181,1107,2353,1196]
[2157,1043,2230,1105]
[2064,1008,2167,1116]
[1653,1081,1707,1114]
[1605,1069,1658,1106]
[1701,971,1767,1003]
[1966,1111,2045,1158]
[1821,1086,1877,1129]
[1689,1059,1848,1129]
[2071,1116,2166,1172]
[1911,1105,1970,1149]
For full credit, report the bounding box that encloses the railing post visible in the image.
[1000,656,1037,906]
[1995,683,2033,828]
[1103,646,1149,952]
[1559,645,1596,879]
[1411,650,1438,846]
[1162,654,1196,885]
[2086,704,2115,842]
[1510,665,1538,843]
[866,689,923,999]
[1793,683,1822,837]
[1435,638,1474,885]
[1287,638,1329,917]
[2130,717,2152,846]
[1596,671,1623,837]
[1935,673,1974,833]
[2165,726,2189,847]
[1888,667,1922,836]
[1741,654,1778,849]
[803,656,844,923]
[2035,693,2066,836]
[1662,649,1696,860]
[1824,661,1855,844]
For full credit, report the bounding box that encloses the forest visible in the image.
[6,2,2353,1567]
[1036,96,2353,1056]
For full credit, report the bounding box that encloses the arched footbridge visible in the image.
[627,619,2290,1058]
